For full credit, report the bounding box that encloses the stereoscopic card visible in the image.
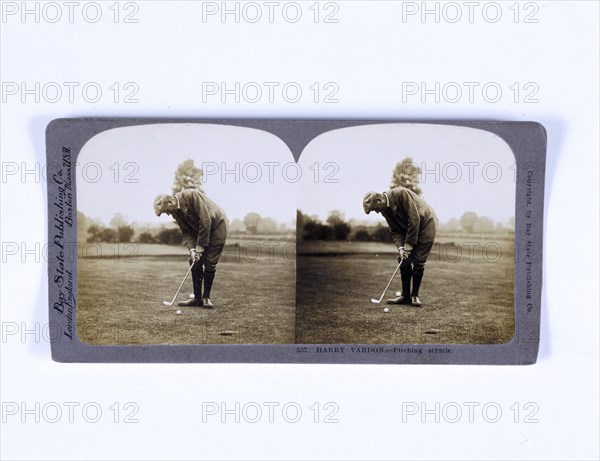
[46,119,546,364]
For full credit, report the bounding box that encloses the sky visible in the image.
[296,123,516,225]
[76,123,298,226]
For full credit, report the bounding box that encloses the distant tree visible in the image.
[302,216,328,240]
[333,223,350,240]
[137,232,156,244]
[372,223,394,243]
[476,216,494,233]
[257,217,278,234]
[130,222,157,238]
[87,224,103,243]
[243,212,261,234]
[327,210,351,240]
[445,217,461,232]
[117,225,135,243]
[110,212,128,230]
[302,218,319,240]
[173,159,203,194]
[319,225,333,240]
[77,212,87,244]
[99,228,118,243]
[157,228,183,245]
[354,229,373,242]
[228,218,246,233]
[390,157,422,195]
[326,210,344,226]
[460,212,479,233]
[508,217,515,229]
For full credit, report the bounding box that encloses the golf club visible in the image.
[163,261,195,306]
[370,264,401,304]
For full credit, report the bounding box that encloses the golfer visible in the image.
[363,187,438,307]
[154,189,228,308]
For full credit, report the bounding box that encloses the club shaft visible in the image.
[168,261,195,305]
[377,264,400,302]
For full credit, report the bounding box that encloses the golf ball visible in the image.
[176,310,182,315]
[383,308,389,313]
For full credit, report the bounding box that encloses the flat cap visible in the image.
[363,191,380,214]
[153,194,170,217]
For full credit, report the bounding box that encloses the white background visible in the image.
[1,1,599,460]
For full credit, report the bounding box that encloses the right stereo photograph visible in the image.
[296,123,516,345]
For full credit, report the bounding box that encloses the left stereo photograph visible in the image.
[51,122,297,347]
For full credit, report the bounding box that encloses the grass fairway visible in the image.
[77,237,514,345]
[296,240,514,344]
[78,244,295,345]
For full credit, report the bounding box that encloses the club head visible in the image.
[163,301,173,306]
[371,298,381,304]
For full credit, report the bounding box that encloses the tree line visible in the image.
[298,209,514,242]
[77,211,292,245]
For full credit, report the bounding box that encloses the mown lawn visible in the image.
[78,245,295,345]
[295,240,514,344]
